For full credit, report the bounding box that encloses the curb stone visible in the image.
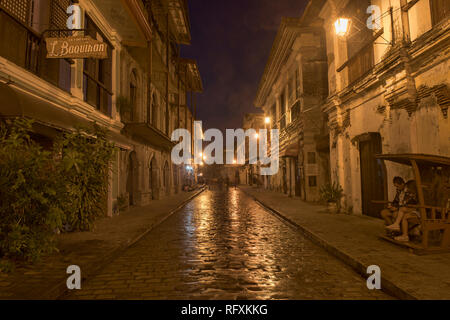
[240,187,417,300]
[45,187,207,300]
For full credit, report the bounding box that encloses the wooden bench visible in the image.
[374,154,450,254]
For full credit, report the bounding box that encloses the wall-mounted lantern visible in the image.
[334,18,351,37]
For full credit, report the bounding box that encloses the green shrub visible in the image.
[0,118,115,267]
[0,118,63,262]
[319,181,344,203]
[55,124,115,231]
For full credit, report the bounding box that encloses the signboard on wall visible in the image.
[46,36,108,59]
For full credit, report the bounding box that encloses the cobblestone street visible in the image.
[66,188,392,300]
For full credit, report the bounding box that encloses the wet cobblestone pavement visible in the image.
[66,189,392,300]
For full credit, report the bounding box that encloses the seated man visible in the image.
[386,180,420,242]
[380,176,406,226]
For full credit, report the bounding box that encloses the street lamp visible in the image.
[334,18,351,37]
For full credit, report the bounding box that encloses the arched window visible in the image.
[173,164,178,187]
[151,93,158,127]
[149,157,159,200]
[127,151,138,206]
[130,70,137,121]
[163,161,170,190]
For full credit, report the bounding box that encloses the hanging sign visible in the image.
[46,36,108,59]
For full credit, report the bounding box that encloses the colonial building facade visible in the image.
[0,0,202,216]
[254,4,330,201]
[241,113,266,186]
[319,0,450,216]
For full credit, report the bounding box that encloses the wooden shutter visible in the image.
[50,0,70,30]
[430,0,450,26]
[0,0,31,25]
[0,8,28,67]
[344,0,375,85]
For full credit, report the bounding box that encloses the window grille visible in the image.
[0,0,30,25]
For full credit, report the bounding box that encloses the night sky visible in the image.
[181,0,308,133]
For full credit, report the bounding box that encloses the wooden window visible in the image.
[0,0,31,25]
[344,0,374,85]
[308,176,317,187]
[130,72,137,122]
[430,0,450,26]
[307,152,316,164]
[0,1,71,92]
[41,0,72,91]
[50,0,70,29]
[151,94,158,127]
[348,43,374,85]
[83,15,113,116]
[0,7,29,68]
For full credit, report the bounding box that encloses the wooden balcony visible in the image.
[0,7,71,92]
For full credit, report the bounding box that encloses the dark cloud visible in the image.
[181,0,308,132]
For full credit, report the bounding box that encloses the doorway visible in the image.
[358,133,386,218]
[126,151,138,206]
[295,158,302,197]
[163,161,170,195]
[149,157,158,200]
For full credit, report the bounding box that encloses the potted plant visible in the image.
[116,194,129,212]
[319,182,344,213]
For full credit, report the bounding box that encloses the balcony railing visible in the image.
[0,7,71,92]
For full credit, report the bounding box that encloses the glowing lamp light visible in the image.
[203,155,207,160]
[233,159,237,164]
[254,133,259,139]
[199,152,203,157]
[265,117,271,124]
[334,18,351,37]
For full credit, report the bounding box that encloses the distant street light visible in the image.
[334,18,351,37]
